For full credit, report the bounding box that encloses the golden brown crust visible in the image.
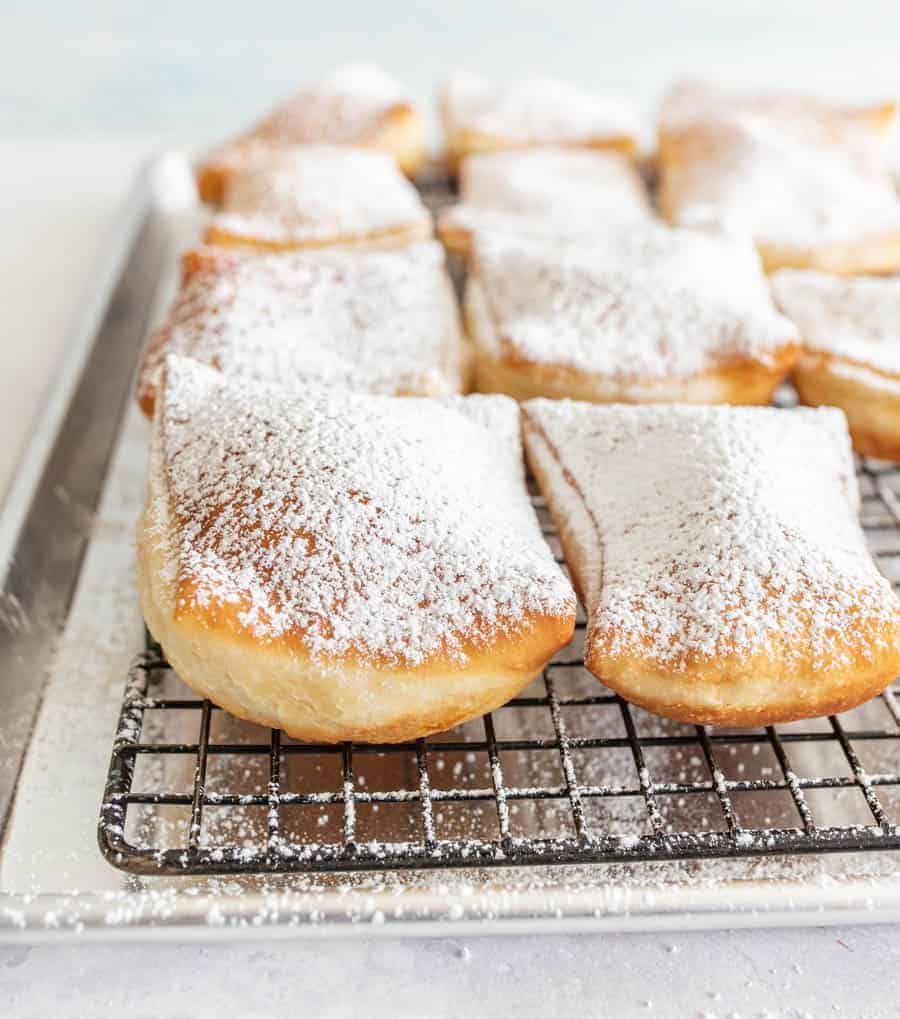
[794,352,900,461]
[755,235,900,276]
[141,581,573,744]
[437,217,473,259]
[203,219,432,254]
[582,601,900,727]
[196,158,231,206]
[444,131,637,178]
[472,343,799,406]
[523,408,900,727]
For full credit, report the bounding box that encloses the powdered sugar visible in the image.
[443,70,639,144]
[661,85,900,249]
[153,357,574,666]
[439,147,651,241]
[243,62,412,145]
[660,79,894,149]
[139,242,464,410]
[772,269,900,377]
[472,226,796,377]
[523,401,899,667]
[209,145,431,244]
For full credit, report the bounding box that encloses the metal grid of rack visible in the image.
[99,461,900,876]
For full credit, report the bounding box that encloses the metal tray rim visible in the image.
[3,865,900,942]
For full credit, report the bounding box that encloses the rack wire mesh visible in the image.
[99,459,900,876]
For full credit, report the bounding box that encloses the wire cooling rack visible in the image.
[99,462,900,876]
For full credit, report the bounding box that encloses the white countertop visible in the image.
[3,923,899,1019]
[4,2,900,1012]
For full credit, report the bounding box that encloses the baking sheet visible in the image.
[0,151,898,941]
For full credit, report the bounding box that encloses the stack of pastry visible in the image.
[134,66,900,742]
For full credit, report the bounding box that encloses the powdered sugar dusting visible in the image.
[524,401,900,667]
[439,147,652,240]
[154,357,574,665]
[209,145,431,244]
[245,62,411,145]
[660,79,894,145]
[772,269,900,376]
[444,71,638,144]
[473,226,796,377]
[661,84,900,249]
[139,242,464,410]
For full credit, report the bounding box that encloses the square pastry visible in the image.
[137,356,575,742]
[465,225,799,404]
[658,80,900,275]
[522,400,900,726]
[440,70,640,172]
[137,241,467,417]
[437,147,652,257]
[772,269,900,460]
[196,62,426,203]
[204,145,432,252]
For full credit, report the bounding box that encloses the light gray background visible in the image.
[3,2,900,1016]
[5,0,900,140]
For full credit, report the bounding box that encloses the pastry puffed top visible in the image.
[139,242,463,412]
[151,357,575,667]
[471,225,797,378]
[523,400,899,669]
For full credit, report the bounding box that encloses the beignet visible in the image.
[466,226,799,404]
[440,70,640,172]
[438,148,652,258]
[204,145,432,252]
[523,400,900,726]
[658,81,900,275]
[137,241,467,417]
[773,269,900,460]
[137,357,576,742]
